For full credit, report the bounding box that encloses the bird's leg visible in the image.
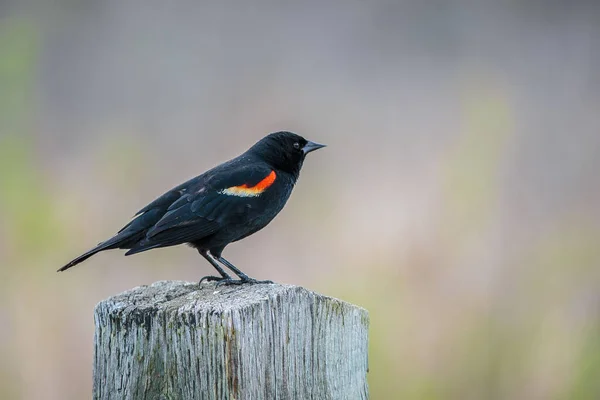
[198,249,232,284]
[215,256,273,286]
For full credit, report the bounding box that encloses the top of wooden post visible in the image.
[94,281,369,400]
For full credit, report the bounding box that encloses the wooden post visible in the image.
[93,281,369,400]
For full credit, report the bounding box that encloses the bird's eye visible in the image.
[293,142,300,149]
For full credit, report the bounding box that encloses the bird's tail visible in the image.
[57,244,108,272]
[57,230,143,272]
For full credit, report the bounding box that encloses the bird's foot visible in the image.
[199,274,232,284]
[214,277,274,287]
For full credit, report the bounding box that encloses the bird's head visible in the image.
[249,131,326,179]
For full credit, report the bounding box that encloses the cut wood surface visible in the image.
[93,281,369,400]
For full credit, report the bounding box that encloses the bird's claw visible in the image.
[199,275,232,284]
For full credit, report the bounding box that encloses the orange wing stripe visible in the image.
[223,170,277,197]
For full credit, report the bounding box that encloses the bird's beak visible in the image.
[302,141,327,154]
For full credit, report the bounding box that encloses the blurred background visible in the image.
[1,1,599,399]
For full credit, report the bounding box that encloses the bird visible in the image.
[58,131,326,285]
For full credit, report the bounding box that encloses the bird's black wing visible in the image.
[125,163,276,254]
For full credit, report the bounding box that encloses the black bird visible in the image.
[59,131,325,284]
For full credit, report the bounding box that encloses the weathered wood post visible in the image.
[93,281,369,400]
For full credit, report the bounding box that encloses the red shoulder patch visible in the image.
[221,170,276,197]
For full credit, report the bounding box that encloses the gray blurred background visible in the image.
[1,1,599,399]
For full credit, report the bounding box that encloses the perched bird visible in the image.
[59,131,325,284]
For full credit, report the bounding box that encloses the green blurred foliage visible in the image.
[0,15,40,400]
[0,18,64,266]
[0,135,66,264]
[441,82,512,253]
